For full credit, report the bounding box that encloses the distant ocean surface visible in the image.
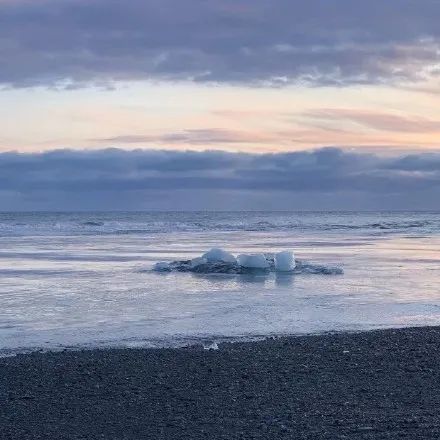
[0,211,439,355]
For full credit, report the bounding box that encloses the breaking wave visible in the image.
[0,212,438,237]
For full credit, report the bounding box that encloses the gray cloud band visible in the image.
[0,0,439,87]
[0,147,439,193]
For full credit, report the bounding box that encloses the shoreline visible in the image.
[2,326,440,439]
[1,324,432,358]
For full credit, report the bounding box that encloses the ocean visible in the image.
[0,211,439,355]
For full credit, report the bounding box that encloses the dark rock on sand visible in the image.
[1,326,440,439]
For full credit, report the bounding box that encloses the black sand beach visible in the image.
[1,326,440,439]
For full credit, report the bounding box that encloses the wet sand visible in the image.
[1,326,440,439]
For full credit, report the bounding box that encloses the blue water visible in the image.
[0,211,439,355]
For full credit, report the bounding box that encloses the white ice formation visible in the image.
[274,251,296,272]
[202,248,237,264]
[237,253,270,269]
[152,248,342,275]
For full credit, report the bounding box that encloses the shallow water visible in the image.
[0,211,439,354]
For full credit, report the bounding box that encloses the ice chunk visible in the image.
[237,253,270,269]
[275,251,296,272]
[202,248,237,264]
[153,262,171,272]
[190,257,208,268]
[203,341,219,350]
[152,251,343,276]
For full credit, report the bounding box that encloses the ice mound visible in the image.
[275,251,296,272]
[202,248,237,264]
[238,254,270,269]
[153,248,343,276]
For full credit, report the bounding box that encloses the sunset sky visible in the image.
[0,0,439,209]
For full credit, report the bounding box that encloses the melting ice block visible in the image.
[190,257,208,268]
[275,251,296,272]
[237,253,270,269]
[153,262,171,272]
[202,248,237,264]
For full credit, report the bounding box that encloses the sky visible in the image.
[0,0,439,210]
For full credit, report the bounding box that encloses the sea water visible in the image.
[0,211,439,355]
